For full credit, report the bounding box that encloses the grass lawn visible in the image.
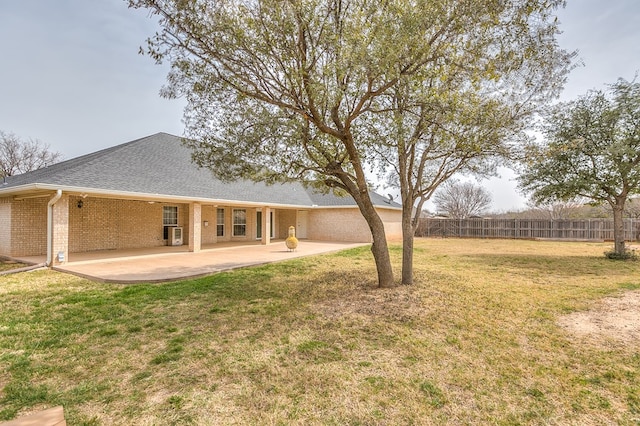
[0,260,27,273]
[1,238,639,425]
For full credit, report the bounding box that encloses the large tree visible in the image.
[0,131,61,178]
[129,0,571,287]
[364,81,508,283]
[364,5,572,284]
[518,79,640,256]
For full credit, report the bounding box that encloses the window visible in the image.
[256,211,262,239]
[162,206,178,240]
[216,208,225,237]
[163,206,178,226]
[233,209,246,236]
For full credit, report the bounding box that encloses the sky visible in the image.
[1,0,639,212]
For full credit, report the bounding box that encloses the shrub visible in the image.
[604,248,638,261]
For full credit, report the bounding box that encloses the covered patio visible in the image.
[1,134,401,275]
[11,240,368,283]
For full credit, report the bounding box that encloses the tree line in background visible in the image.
[0,131,61,179]
[497,199,640,221]
[428,188,640,221]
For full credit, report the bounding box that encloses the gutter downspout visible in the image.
[46,189,62,267]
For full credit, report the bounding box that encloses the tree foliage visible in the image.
[0,131,61,178]
[362,1,572,283]
[625,198,640,219]
[128,0,573,286]
[433,181,492,219]
[518,78,640,255]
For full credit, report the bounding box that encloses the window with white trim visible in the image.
[162,206,179,240]
[233,209,246,236]
[163,206,178,226]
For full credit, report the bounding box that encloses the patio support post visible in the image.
[51,193,69,265]
[261,206,271,245]
[189,202,201,252]
[46,190,62,266]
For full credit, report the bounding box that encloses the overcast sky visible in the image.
[1,1,639,211]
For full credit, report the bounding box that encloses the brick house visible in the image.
[0,133,401,266]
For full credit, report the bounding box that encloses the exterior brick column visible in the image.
[261,206,271,245]
[52,195,69,264]
[189,202,201,252]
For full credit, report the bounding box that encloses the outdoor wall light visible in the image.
[203,221,209,227]
[77,200,84,209]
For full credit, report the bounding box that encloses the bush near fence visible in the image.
[416,218,640,241]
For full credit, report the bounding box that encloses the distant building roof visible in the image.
[1,132,401,209]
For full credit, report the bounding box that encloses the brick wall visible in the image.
[201,205,217,245]
[10,197,48,256]
[188,203,202,252]
[68,200,262,252]
[52,195,69,264]
[1,194,402,257]
[307,208,401,243]
[277,209,296,239]
[307,208,372,242]
[377,208,402,241]
[0,198,11,255]
[6,196,207,256]
[68,197,192,252]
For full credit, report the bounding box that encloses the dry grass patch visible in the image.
[558,290,640,348]
[1,239,639,425]
[0,259,28,273]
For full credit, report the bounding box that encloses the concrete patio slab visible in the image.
[52,241,368,284]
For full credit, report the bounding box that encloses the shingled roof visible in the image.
[0,133,400,209]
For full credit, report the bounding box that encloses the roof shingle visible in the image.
[1,133,401,209]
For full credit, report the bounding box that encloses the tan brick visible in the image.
[1,193,401,258]
[52,195,69,264]
[10,197,48,256]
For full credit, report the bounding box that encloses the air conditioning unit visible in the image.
[169,227,183,246]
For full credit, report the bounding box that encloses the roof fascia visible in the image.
[0,183,331,209]
[309,204,402,211]
[0,183,401,210]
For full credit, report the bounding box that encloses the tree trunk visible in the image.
[371,230,395,288]
[612,202,626,255]
[401,203,414,285]
[337,132,395,288]
[358,198,395,288]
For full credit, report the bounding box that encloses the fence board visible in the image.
[416,218,640,241]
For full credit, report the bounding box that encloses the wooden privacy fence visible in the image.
[416,218,640,241]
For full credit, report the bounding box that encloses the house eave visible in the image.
[310,203,402,211]
[0,183,400,210]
